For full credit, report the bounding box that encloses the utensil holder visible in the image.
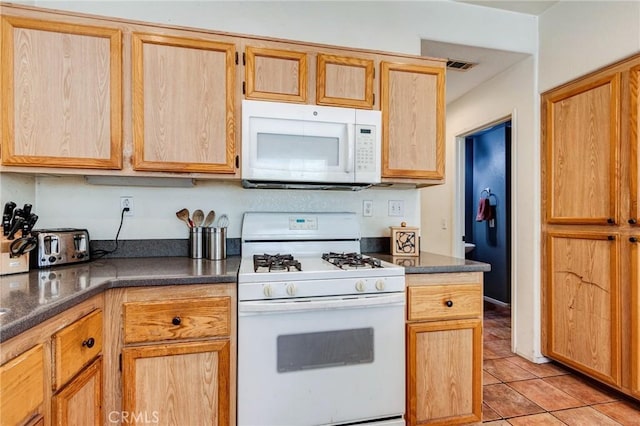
[204,227,226,260]
[189,227,204,259]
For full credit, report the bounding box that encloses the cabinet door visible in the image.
[52,357,102,426]
[542,74,620,225]
[316,53,374,108]
[244,45,307,103]
[0,344,44,426]
[132,32,236,174]
[631,235,640,397]
[122,340,230,426]
[545,231,620,385]
[1,16,122,169]
[380,62,445,181]
[630,65,640,226]
[406,319,482,426]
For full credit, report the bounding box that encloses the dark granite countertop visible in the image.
[0,256,240,343]
[0,251,488,343]
[370,251,491,274]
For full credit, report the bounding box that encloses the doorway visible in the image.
[461,119,512,307]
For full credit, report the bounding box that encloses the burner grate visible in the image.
[322,252,382,269]
[254,254,302,272]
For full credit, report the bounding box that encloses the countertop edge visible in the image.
[1,252,489,343]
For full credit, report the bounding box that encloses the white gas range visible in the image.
[237,212,406,426]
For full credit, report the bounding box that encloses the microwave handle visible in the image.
[346,125,355,173]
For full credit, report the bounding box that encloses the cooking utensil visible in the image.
[216,214,229,228]
[192,209,204,227]
[176,208,191,228]
[23,214,38,236]
[6,217,24,240]
[204,210,216,227]
[2,202,16,236]
[9,236,36,257]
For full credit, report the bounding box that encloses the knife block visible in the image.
[0,236,30,275]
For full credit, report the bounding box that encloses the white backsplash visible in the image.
[24,176,418,240]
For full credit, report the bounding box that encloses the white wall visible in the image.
[424,56,541,361]
[539,1,640,91]
[33,176,417,240]
[1,0,537,242]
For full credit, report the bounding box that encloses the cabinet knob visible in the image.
[631,237,638,243]
[629,218,637,225]
[608,235,615,241]
[445,300,453,308]
[172,316,181,326]
[82,337,95,348]
[607,218,615,224]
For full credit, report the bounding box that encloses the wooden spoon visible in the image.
[176,208,191,228]
[204,210,216,227]
[192,209,204,227]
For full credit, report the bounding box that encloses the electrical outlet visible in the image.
[388,200,404,217]
[363,200,373,217]
[120,196,134,216]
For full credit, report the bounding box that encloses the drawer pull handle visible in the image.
[631,237,638,243]
[629,218,637,225]
[172,316,181,326]
[445,300,453,308]
[82,337,95,348]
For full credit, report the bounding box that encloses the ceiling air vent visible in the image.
[446,59,476,71]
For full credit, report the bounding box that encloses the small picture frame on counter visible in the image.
[389,222,419,256]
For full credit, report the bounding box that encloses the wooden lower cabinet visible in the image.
[544,231,621,386]
[407,319,482,425]
[104,284,236,426]
[52,357,102,426]
[0,344,45,426]
[122,340,230,426]
[405,273,483,426]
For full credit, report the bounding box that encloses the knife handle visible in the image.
[7,218,24,240]
[22,204,32,217]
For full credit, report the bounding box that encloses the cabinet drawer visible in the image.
[53,309,103,390]
[0,344,44,426]
[407,283,482,321]
[123,297,231,344]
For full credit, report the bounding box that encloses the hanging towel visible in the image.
[476,197,493,222]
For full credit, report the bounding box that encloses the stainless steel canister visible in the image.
[189,227,204,259]
[204,227,226,260]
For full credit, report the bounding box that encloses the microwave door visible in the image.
[246,117,354,183]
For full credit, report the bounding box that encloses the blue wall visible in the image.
[465,122,511,304]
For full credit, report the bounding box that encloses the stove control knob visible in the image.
[263,284,273,298]
[286,283,297,296]
[356,280,366,292]
[375,280,385,291]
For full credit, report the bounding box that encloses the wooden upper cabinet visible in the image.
[132,32,236,173]
[316,53,374,109]
[244,45,307,103]
[1,16,122,169]
[380,61,445,181]
[630,65,640,226]
[545,231,620,386]
[542,74,620,225]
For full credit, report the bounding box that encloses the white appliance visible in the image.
[238,212,406,426]
[241,100,381,189]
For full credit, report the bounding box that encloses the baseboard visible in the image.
[483,296,511,307]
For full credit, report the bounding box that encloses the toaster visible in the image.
[30,228,90,268]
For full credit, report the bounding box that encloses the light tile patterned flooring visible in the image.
[480,304,640,425]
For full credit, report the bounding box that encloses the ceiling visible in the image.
[426,1,558,104]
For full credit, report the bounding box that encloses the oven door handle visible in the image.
[239,292,405,315]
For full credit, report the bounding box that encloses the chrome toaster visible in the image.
[30,228,90,268]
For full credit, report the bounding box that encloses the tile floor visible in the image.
[480,303,640,425]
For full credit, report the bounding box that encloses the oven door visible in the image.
[238,292,405,426]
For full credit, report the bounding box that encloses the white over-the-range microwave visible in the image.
[241,99,381,189]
